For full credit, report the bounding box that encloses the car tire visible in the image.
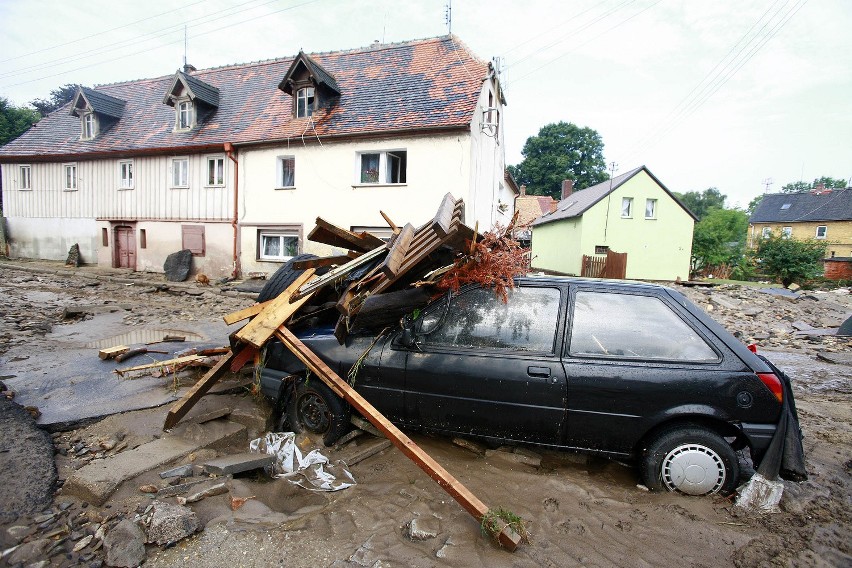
[287,379,350,446]
[641,425,739,496]
[257,254,319,303]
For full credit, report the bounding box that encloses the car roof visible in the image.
[516,275,672,293]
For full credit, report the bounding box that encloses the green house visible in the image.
[531,166,696,281]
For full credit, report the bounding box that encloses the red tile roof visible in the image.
[0,36,488,160]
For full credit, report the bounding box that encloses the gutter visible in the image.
[224,142,240,279]
[0,143,225,164]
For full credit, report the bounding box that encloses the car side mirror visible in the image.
[400,326,417,348]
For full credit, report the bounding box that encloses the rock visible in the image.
[163,250,193,282]
[787,283,801,291]
[452,437,487,456]
[146,501,199,545]
[791,321,815,331]
[73,534,94,552]
[139,485,159,494]
[159,464,195,479]
[407,517,439,540]
[6,538,50,565]
[104,520,146,568]
[203,453,274,476]
[65,243,81,267]
[6,524,36,543]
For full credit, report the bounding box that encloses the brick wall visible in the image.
[824,258,852,280]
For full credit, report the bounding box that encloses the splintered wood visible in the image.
[163,194,525,551]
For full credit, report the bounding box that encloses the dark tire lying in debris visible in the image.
[257,254,319,302]
[287,379,350,446]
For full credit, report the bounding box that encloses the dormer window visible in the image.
[177,101,194,130]
[162,71,219,132]
[296,87,315,118]
[70,86,126,141]
[82,113,96,140]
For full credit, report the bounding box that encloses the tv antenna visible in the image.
[445,0,452,34]
[762,177,773,193]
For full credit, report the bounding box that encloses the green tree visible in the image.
[754,235,828,287]
[691,208,749,271]
[674,187,726,221]
[29,83,78,117]
[0,97,40,146]
[746,194,764,215]
[508,121,607,200]
[780,176,848,193]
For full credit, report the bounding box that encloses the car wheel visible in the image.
[641,426,739,496]
[287,379,350,446]
[257,254,320,303]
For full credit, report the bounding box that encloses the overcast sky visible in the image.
[1,0,850,207]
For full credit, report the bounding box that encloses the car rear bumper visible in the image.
[741,422,776,462]
[260,368,290,401]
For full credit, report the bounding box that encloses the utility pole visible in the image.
[603,162,618,241]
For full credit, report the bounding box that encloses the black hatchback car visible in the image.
[260,277,786,496]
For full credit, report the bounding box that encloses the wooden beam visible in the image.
[308,218,386,252]
[223,301,271,325]
[293,246,387,300]
[229,345,258,372]
[380,210,400,234]
[431,193,457,237]
[275,327,522,551]
[163,350,236,430]
[234,269,317,348]
[99,345,129,360]
[114,354,203,376]
[380,223,415,278]
[292,255,354,270]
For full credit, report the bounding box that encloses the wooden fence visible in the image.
[581,250,627,279]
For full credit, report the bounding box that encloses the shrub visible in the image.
[753,236,828,287]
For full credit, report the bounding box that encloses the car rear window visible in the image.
[422,287,561,353]
[568,291,719,362]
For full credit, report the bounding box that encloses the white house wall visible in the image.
[5,217,98,261]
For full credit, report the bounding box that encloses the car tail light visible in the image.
[747,344,758,353]
[758,373,783,403]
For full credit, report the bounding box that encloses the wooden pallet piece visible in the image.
[163,349,236,430]
[293,245,387,301]
[99,345,129,360]
[308,218,386,252]
[275,327,522,551]
[292,255,355,270]
[431,193,456,237]
[223,301,271,325]
[380,223,415,278]
[234,269,317,348]
[114,354,204,376]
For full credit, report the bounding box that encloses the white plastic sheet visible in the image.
[734,473,784,513]
[249,432,356,492]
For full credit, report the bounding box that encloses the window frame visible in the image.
[176,100,194,131]
[63,163,78,191]
[258,229,301,262]
[815,225,827,239]
[761,227,772,238]
[621,197,633,218]
[276,156,296,189]
[119,160,134,190]
[171,157,190,189]
[19,165,31,190]
[296,86,315,118]
[781,226,792,239]
[355,150,408,186]
[206,155,225,187]
[645,198,657,219]
[81,113,96,140]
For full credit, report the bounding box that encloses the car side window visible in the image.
[421,287,560,353]
[568,290,719,362]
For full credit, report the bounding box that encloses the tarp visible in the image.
[249,432,356,492]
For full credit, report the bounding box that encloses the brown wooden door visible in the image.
[116,227,136,269]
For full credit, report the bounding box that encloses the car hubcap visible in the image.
[298,392,330,433]
[661,444,725,495]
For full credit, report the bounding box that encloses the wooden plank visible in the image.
[114,355,203,376]
[380,210,400,234]
[292,255,354,270]
[308,218,386,252]
[235,269,317,348]
[380,223,415,278]
[229,345,258,372]
[223,301,271,325]
[293,246,387,300]
[163,350,236,430]
[99,345,128,360]
[431,193,456,237]
[275,327,522,551]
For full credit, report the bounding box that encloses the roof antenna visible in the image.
[445,0,452,35]
[183,25,187,70]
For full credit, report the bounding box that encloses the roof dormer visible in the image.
[278,51,340,118]
[69,86,126,140]
[163,71,219,132]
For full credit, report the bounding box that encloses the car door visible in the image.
[401,284,567,444]
[561,286,737,456]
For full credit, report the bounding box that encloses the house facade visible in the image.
[0,36,512,278]
[530,166,696,281]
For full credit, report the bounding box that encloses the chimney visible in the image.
[561,179,574,200]
[183,63,197,74]
[520,184,527,197]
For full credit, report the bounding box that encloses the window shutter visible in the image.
[182,225,205,256]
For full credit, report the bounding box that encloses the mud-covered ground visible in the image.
[1,261,849,567]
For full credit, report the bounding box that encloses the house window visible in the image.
[171,158,189,188]
[761,227,772,238]
[484,91,500,132]
[19,165,31,190]
[780,203,791,210]
[139,229,147,249]
[119,160,134,189]
[207,156,225,186]
[357,150,407,184]
[101,228,109,247]
[277,156,295,188]
[781,226,792,239]
[177,101,193,130]
[82,114,96,139]
[621,197,633,218]
[815,226,827,239]
[645,198,657,219]
[351,226,394,242]
[259,230,299,261]
[296,87,315,118]
[64,163,77,191]
[181,225,205,256]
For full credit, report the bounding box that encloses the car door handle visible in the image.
[527,366,551,378]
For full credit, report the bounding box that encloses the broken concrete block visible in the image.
[155,477,213,498]
[338,438,393,467]
[791,321,816,331]
[146,501,199,546]
[104,520,146,568]
[203,452,275,476]
[177,481,229,505]
[159,464,194,479]
[407,517,439,540]
[192,407,231,424]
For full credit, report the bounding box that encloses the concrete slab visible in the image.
[203,453,274,475]
[62,420,245,505]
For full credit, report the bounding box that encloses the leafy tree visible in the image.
[0,97,40,146]
[691,208,749,271]
[674,187,726,221]
[780,176,848,193]
[508,121,607,200]
[29,84,78,117]
[746,194,764,216]
[754,235,828,287]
